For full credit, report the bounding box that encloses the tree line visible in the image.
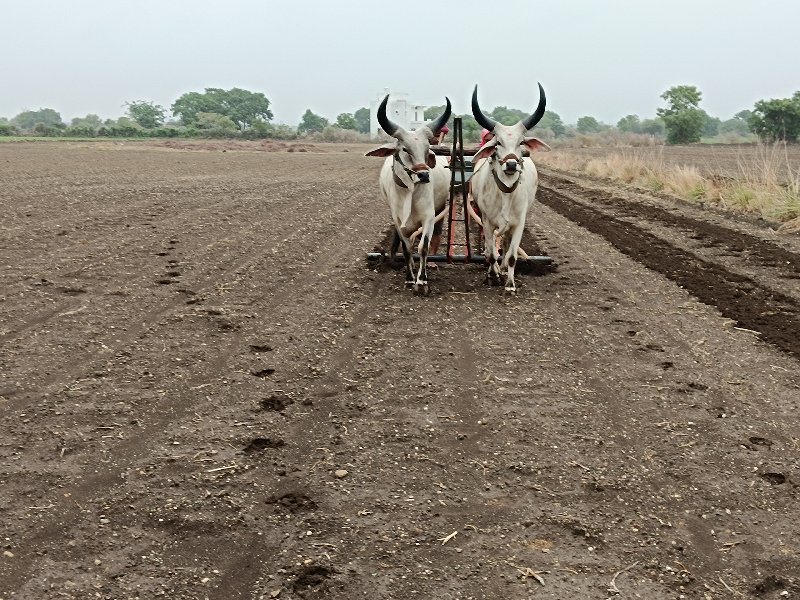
[1,85,799,144]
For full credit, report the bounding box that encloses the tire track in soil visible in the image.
[199,211,387,600]
[0,182,317,349]
[537,185,800,360]
[0,185,336,416]
[184,213,490,598]
[215,227,555,599]
[219,289,493,599]
[206,277,389,600]
[0,182,373,596]
[0,302,83,345]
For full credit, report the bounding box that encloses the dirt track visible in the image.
[1,142,799,599]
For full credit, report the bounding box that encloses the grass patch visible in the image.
[537,143,800,227]
[0,136,149,143]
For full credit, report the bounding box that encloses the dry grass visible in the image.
[555,131,660,148]
[537,143,800,227]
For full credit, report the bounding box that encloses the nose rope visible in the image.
[499,153,521,164]
[490,152,523,194]
[393,152,429,188]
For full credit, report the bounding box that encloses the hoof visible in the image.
[503,286,517,295]
[413,282,430,296]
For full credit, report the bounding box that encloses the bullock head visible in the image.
[365,95,451,185]
[471,83,551,173]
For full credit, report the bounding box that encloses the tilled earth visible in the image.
[1,142,799,600]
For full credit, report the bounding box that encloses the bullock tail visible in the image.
[409,207,447,244]
[467,201,482,227]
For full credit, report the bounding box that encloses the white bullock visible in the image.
[366,96,451,294]
[470,83,551,292]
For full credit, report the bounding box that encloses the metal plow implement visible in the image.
[366,117,553,273]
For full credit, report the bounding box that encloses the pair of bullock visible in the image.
[367,84,551,294]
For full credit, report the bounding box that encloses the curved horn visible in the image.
[471,85,497,132]
[521,82,547,131]
[428,97,452,134]
[377,94,400,137]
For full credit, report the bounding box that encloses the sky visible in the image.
[1,0,798,126]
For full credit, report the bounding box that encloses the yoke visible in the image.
[366,116,552,266]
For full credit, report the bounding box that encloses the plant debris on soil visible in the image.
[1,142,799,599]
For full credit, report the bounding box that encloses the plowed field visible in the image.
[1,142,799,599]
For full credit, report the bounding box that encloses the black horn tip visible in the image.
[471,84,497,133]
[377,93,399,137]
[429,97,452,134]
[442,96,452,121]
[521,82,547,131]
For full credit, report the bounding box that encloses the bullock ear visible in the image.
[365,144,397,157]
[522,137,551,152]
[426,151,437,168]
[471,139,497,162]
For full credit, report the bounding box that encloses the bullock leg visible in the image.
[502,223,526,293]
[389,231,401,262]
[413,220,435,295]
[483,220,501,286]
[395,228,415,285]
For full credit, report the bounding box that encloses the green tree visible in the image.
[424,105,446,121]
[718,117,751,136]
[97,116,144,137]
[0,120,18,135]
[335,112,357,130]
[353,107,370,134]
[215,87,273,130]
[423,104,454,133]
[460,115,481,143]
[33,120,66,136]
[617,114,641,133]
[11,108,63,130]
[659,85,702,113]
[170,91,213,125]
[640,118,666,137]
[702,112,721,137]
[657,85,705,144]
[718,110,753,137]
[297,109,329,134]
[125,101,166,129]
[663,110,705,144]
[489,106,528,126]
[539,111,566,137]
[576,115,602,134]
[171,88,273,130]
[64,125,97,137]
[71,114,102,129]
[195,112,238,133]
[748,92,800,141]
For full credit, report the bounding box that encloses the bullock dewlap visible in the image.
[365,95,451,295]
[470,83,551,293]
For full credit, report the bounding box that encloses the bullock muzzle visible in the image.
[503,159,518,174]
[416,171,430,183]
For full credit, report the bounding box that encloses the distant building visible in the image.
[370,89,427,139]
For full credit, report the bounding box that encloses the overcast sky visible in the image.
[2,0,798,126]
